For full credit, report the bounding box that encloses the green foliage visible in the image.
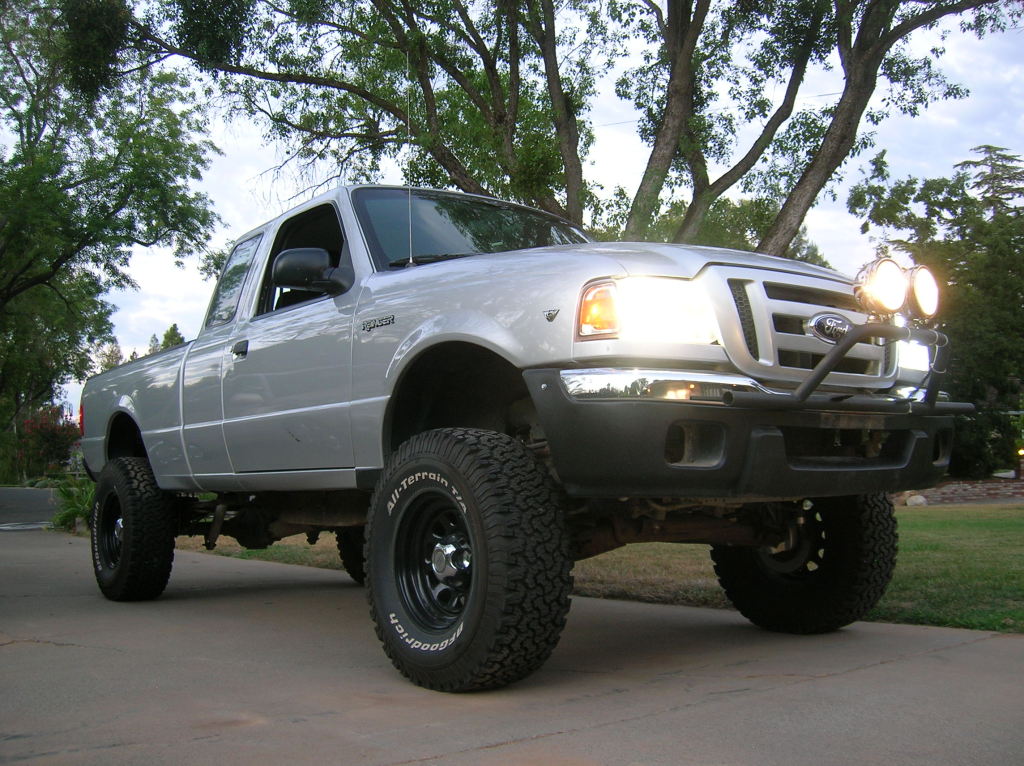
[849,146,1024,477]
[0,0,220,313]
[593,192,828,266]
[167,0,256,65]
[0,0,219,451]
[0,274,113,429]
[94,341,124,373]
[161,323,185,348]
[58,0,132,97]
[51,471,95,530]
[59,0,1020,250]
[9,405,80,480]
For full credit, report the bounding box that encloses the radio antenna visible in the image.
[405,48,414,268]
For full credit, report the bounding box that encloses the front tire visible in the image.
[711,494,897,634]
[91,457,176,601]
[366,428,572,692]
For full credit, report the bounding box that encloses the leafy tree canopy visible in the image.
[161,323,185,348]
[0,0,219,431]
[58,0,1021,256]
[0,0,220,315]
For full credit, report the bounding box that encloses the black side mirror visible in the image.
[272,248,354,295]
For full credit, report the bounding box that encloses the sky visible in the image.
[62,18,1024,408]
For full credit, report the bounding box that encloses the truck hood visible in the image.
[550,241,852,284]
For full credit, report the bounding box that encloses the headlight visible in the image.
[855,257,908,314]
[908,265,939,318]
[577,277,720,345]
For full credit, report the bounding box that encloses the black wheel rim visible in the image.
[756,511,826,577]
[97,494,124,568]
[394,492,473,631]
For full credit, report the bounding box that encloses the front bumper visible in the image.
[524,332,970,500]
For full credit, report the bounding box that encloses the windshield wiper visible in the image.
[387,252,474,269]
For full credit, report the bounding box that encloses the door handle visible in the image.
[231,340,249,358]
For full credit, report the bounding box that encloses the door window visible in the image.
[256,204,349,316]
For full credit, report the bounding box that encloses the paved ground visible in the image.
[0,488,55,529]
[2,528,1022,766]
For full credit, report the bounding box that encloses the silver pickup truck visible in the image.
[81,185,969,691]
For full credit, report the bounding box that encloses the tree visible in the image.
[147,334,161,355]
[61,0,1020,256]
[0,273,112,429]
[0,0,220,451]
[95,341,124,372]
[0,0,220,316]
[617,1,1019,250]
[848,145,1024,476]
[15,404,80,478]
[594,193,828,265]
[161,323,185,349]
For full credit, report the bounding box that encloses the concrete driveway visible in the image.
[0,487,54,529]
[2,528,1021,766]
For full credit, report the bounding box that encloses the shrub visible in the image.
[52,473,95,531]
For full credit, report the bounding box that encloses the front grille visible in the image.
[763,282,858,311]
[729,279,759,359]
[713,266,895,390]
[777,350,874,375]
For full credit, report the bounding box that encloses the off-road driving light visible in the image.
[908,265,939,319]
[855,257,908,315]
[578,281,619,337]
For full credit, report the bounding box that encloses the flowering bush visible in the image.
[16,405,80,479]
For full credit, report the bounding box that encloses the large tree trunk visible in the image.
[758,80,874,256]
[623,0,710,241]
[671,186,712,243]
[526,0,585,224]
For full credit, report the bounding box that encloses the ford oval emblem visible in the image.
[808,313,852,344]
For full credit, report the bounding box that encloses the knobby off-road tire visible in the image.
[711,493,897,634]
[365,428,572,692]
[336,526,366,585]
[91,457,176,601]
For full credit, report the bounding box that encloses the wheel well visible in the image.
[385,343,534,454]
[107,413,147,462]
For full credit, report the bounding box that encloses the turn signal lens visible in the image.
[855,257,908,315]
[578,282,619,337]
[909,266,939,318]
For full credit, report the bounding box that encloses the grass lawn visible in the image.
[177,503,1024,633]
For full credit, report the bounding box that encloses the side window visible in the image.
[256,204,348,316]
[205,235,262,328]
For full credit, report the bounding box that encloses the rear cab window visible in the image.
[204,234,263,328]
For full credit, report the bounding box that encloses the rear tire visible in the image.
[366,428,572,692]
[711,493,897,634]
[91,457,176,601]
[336,527,366,585]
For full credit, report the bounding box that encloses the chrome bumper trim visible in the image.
[558,369,780,403]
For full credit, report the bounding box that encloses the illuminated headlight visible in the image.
[855,257,908,314]
[908,265,939,318]
[577,277,720,345]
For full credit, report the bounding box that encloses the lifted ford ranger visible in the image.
[80,186,969,691]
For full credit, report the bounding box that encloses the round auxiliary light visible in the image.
[908,265,939,319]
[855,257,908,315]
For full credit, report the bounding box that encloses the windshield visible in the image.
[352,187,589,270]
